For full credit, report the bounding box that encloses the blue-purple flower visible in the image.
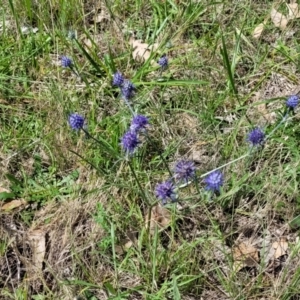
[158,54,168,69]
[113,71,124,87]
[130,115,149,133]
[121,80,135,99]
[286,95,299,109]
[69,113,84,130]
[155,180,176,204]
[174,160,196,182]
[61,56,72,68]
[247,127,265,146]
[121,131,140,154]
[204,170,224,193]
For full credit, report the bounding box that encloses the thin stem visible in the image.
[123,97,135,115]
[193,174,201,194]
[200,153,249,179]
[144,132,172,177]
[265,112,288,141]
[127,159,150,206]
[69,65,90,86]
[201,112,291,178]
[68,149,108,175]
[81,127,117,158]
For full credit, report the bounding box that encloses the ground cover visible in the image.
[1,0,300,299]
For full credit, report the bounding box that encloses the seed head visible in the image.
[204,170,224,193]
[158,54,168,69]
[121,80,135,99]
[69,113,85,130]
[247,127,265,146]
[121,131,140,154]
[155,180,176,204]
[61,56,72,68]
[174,160,196,182]
[113,71,124,87]
[286,95,299,109]
[130,115,149,133]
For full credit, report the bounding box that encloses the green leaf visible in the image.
[172,276,181,300]
[290,215,300,229]
[5,173,23,186]
[0,192,15,201]
[220,33,237,95]
[104,282,117,295]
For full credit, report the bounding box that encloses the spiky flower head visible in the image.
[121,80,135,99]
[155,180,176,204]
[61,56,72,68]
[286,95,299,109]
[121,131,140,154]
[174,160,196,182]
[67,30,77,40]
[130,115,149,133]
[69,113,85,130]
[204,170,224,193]
[112,71,124,87]
[158,54,168,69]
[247,127,265,146]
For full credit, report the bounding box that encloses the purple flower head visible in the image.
[158,54,168,69]
[204,170,224,193]
[69,113,85,130]
[174,160,196,183]
[155,180,176,204]
[121,131,140,154]
[247,127,265,146]
[130,115,149,133]
[286,95,299,109]
[112,71,124,87]
[121,80,135,99]
[61,56,72,68]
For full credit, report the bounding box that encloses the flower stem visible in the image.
[201,112,291,178]
[81,127,118,158]
[127,160,150,206]
[123,97,135,115]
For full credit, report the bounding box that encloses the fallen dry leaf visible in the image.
[0,187,10,193]
[271,8,288,29]
[174,112,198,134]
[115,230,138,255]
[214,3,224,16]
[271,238,288,259]
[253,23,265,39]
[286,3,300,19]
[233,242,259,272]
[262,238,289,272]
[0,199,27,211]
[145,204,171,234]
[124,230,138,249]
[83,38,93,49]
[27,229,46,271]
[94,10,109,23]
[187,141,210,164]
[257,103,277,124]
[129,37,158,62]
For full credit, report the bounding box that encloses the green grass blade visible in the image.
[220,32,238,96]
